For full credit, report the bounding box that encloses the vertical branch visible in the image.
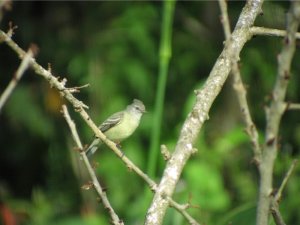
[257,2,300,225]
[62,105,124,225]
[148,0,176,178]
[218,0,262,163]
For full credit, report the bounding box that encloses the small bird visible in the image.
[85,99,146,157]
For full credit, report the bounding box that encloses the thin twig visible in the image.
[0,30,88,110]
[218,0,262,163]
[65,84,90,93]
[275,159,298,202]
[286,103,300,110]
[250,26,300,39]
[270,199,287,225]
[218,0,231,38]
[62,105,124,225]
[169,200,200,225]
[0,28,199,225]
[270,159,298,225]
[0,48,33,113]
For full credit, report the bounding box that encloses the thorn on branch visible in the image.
[259,9,264,16]
[161,192,168,199]
[126,164,133,171]
[60,77,67,87]
[266,137,276,146]
[102,186,108,192]
[284,36,290,45]
[81,181,94,190]
[251,157,260,167]
[161,145,171,161]
[150,184,157,192]
[283,70,290,80]
[92,161,99,169]
[47,63,52,73]
[7,21,17,37]
[73,146,83,153]
[29,43,39,56]
[219,15,223,23]
[191,148,198,155]
[65,84,90,93]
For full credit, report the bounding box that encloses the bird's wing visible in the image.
[86,138,101,157]
[99,111,124,133]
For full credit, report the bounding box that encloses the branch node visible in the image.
[29,43,39,56]
[150,184,157,193]
[161,145,171,161]
[7,21,17,37]
[266,137,276,146]
[81,181,94,190]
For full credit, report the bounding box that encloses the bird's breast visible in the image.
[104,113,140,141]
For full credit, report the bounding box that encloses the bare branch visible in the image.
[0,29,88,110]
[62,105,124,225]
[0,28,199,225]
[270,199,287,225]
[257,2,300,225]
[65,84,90,93]
[218,0,262,163]
[286,102,300,110]
[145,1,264,224]
[275,159,298,202]
[270,160,298,225]
[0,47,34,113]
[160,145,171,161]
[169,200,200,225]
[251,26,300,39]
[218,0,231,38]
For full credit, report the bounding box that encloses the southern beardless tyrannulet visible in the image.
[86,99,146,157]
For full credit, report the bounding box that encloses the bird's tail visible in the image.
[85,138,101,157]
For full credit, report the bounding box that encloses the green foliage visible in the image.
[184,162,230,211]
[0,1,299,225]
[5,85,54,139]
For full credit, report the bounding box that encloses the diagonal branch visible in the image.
[145,1,264,224]
[275,159,298,202]
[0,28,199,225]
[0,46,35,113]
[270,159,298,225]
[270,200,286,225]
[62,105,124,225]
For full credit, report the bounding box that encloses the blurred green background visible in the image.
[0,1,299,225]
